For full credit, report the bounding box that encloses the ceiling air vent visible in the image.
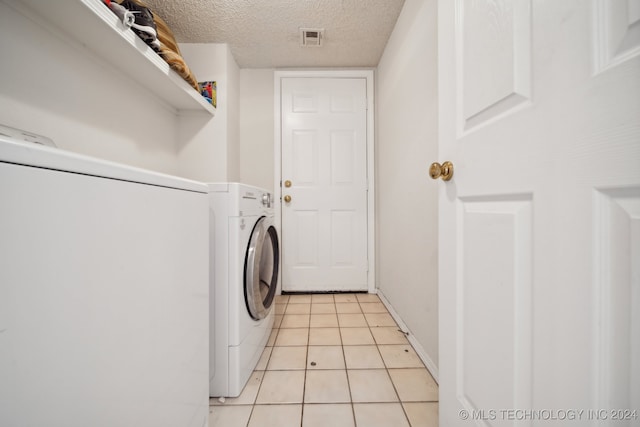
[300,28,324,47]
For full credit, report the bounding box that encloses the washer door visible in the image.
[244,216,279,320]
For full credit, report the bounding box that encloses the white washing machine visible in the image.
[0,127,209,427]
[208,182,279,398]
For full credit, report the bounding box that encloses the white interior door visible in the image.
[438,1,640,425]
[280,77,369,292]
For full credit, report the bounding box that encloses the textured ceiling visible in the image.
[142,0,405,68]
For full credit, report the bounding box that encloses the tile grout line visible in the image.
[365,293,411,426]
[377,336,415,426]
[244,297,285,427]
[299,312,313,426]
[297,303,312,426]
[212,293,436,427]
[336,298,359,427]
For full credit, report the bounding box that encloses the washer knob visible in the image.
[262,193,271,207]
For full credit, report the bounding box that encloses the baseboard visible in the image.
[376,290,439,384]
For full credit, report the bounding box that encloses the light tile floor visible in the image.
[209,293,438,427]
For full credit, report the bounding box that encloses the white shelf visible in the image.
[17,0,215,116]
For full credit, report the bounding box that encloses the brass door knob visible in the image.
[429,161,454,181]
[284,180,292,188]
[283,195,292,203]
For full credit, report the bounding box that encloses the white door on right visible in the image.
[438,1,640,426]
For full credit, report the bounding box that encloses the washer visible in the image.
[208,183,279,398]
[0,129,209,426]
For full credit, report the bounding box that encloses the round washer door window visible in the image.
[244,216,279,320]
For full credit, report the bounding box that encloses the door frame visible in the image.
[274,69,376,294]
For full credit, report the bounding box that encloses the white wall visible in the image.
[239,69,276,192]
[177,43,240,182]
[226,48,241,182]
[375,0,439,373]
[0,1,178,175]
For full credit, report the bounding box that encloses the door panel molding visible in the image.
[291,130,319,185]
[456,0,532,134]
[593,0,640,73]
[593,187,640,418]
[274,69,375,294]
[456,194,534,416]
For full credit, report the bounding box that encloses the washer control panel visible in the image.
[239,187,273,215]
[262,193,271,208]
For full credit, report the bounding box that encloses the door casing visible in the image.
[274,69,376,294]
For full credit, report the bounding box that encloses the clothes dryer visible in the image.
[0,130,209,427]
[208,183,279,398]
